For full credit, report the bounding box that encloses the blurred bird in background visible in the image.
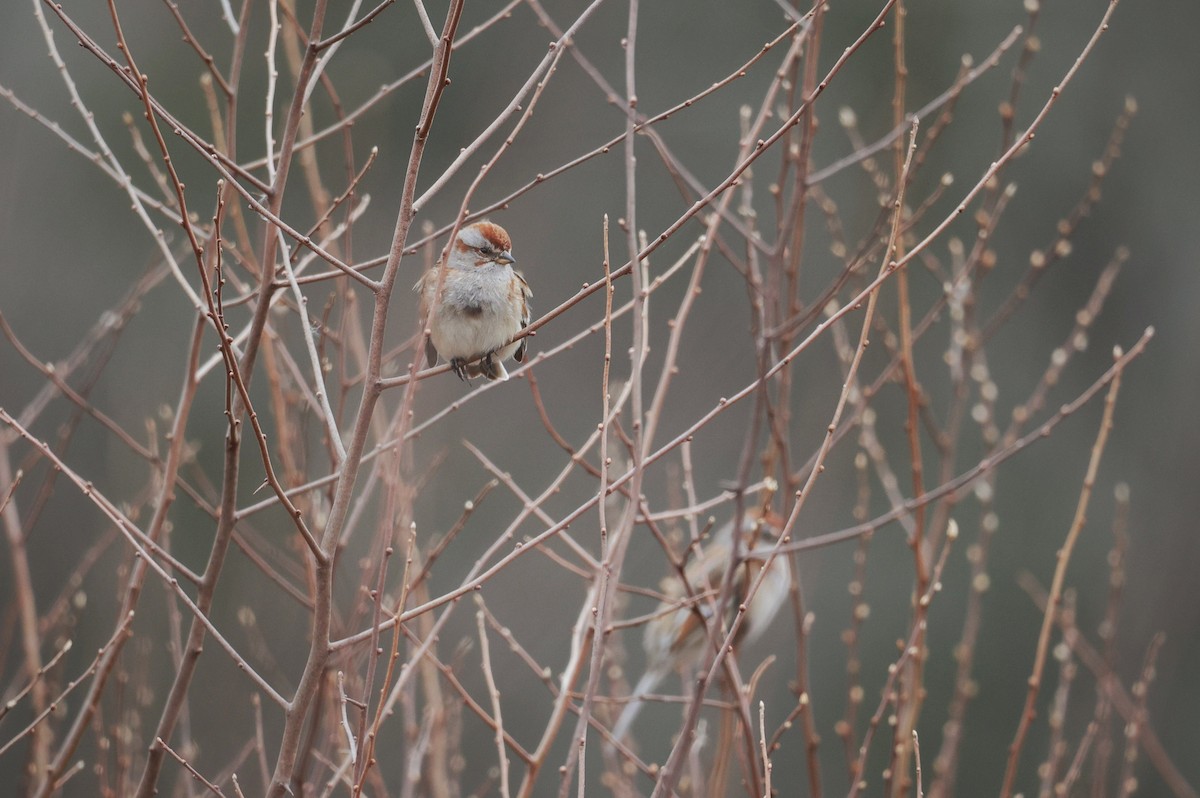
[612,510,791,742]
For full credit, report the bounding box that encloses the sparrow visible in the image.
[611,510,791,742]
[415,221,532,381]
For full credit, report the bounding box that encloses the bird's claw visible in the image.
[449,351,503,381]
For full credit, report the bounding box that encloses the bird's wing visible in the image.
[413,270,439,367]
[514,270,532,363]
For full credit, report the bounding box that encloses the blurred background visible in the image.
[1,0,1198,795]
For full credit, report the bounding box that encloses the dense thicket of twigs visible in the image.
[0,0,1189,796]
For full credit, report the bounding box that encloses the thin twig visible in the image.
[476,604,512,798]
[1000,343,1126,798]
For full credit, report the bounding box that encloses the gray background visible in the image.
[1,0,1197,794]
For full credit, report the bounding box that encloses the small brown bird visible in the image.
[612,511,791,742]
[415,221,532,381]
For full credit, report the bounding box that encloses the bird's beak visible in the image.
[497,251,515,265]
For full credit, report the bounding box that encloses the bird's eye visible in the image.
[478,245,495,256]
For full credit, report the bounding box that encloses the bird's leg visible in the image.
[449,358,470,381]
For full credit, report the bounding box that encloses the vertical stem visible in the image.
[265,3,463,794]
[0,451,48,779]
[555,4,648,794]
[889,3,928,796]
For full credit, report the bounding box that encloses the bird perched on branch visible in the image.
[612,510,791,742]
[415,221,531,381]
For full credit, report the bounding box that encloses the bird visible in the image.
[415,221,531,381]
[611,510,791,743]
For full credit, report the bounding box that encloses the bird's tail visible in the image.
[611,667,666,744]
[473,358,509,381]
